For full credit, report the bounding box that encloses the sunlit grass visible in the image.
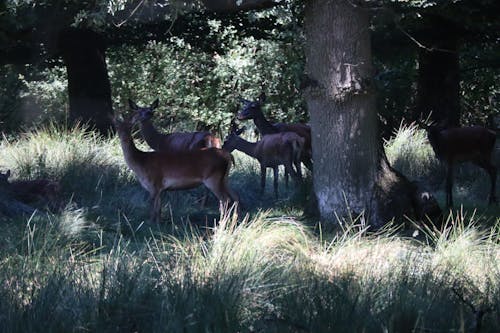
[385,121,439,180]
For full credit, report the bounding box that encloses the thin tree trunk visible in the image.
[58,28,113,135]
[414,17,461,126]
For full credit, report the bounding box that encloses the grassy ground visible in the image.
[0,123,498,332]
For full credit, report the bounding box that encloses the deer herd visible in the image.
[0,93,497,225]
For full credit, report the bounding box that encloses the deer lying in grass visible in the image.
[113,114,238,224]
[237,93,312,170]
[418,121,497,208]
[0,170,60,206]
[223,126,304,198]
[129,99,221,151]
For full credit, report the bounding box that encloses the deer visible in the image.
[418,121,497,208]
[237,92,312,170]
[112,114,238,224]
[129,98,221,151]
[0,170,60,207]
[222,125,304,198]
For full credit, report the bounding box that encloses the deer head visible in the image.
[111,113,135,137]
[237,92,266,120]
[129,98,159,123]
[222,125,246,152]
[0,170,11,184]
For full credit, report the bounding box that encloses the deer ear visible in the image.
[6,170,10,178]
[151,99,159,109]
[129,99,138,110]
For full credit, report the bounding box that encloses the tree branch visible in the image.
[200,0,281,12]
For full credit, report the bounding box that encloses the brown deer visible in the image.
[237,93,312,170]
[113,114,238,224]
[129,99,221,151]
[223,126,304,198]
[0,170,60,207]
[418,121,497,208]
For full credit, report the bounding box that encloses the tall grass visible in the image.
[0,124,499,332]
[385,121,439,181]
[0,208,498,332]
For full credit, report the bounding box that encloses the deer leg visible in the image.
[302,150,313,171]
[260,165,266,195]
[294,159,303,181]
[445,163,454,208]
[489,165,498,204]
[151,190,162,224]
[284,166,289,189]
[273,167,279,199]
[200,187,210,208]
[204,177,237,215]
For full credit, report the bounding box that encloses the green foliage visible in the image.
[0,63,68,133]
[460,39,500,126]
[0,65,23,132]
[108,24,305,133]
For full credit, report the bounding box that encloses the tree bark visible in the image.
[58,28,113,135]
[414,16,461,126]
[303,0,428,227]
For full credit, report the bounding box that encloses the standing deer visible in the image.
[113,114,238,224]
[223,126,304,198]
[130,98,222,206]
[237,93,312,170]
[129,99,221,151]
[418,121,497,208]
[0,170,60,207]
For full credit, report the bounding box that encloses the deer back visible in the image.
[255,133,300,167]
[427,126,496,162]
[130,98,221,152]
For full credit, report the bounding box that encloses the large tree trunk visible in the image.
[303,0,430,227]
[58,28,113,135]
[414,17,461,126]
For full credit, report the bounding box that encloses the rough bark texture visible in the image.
[304,0,379,223]
[414,17,461,126]
[59,28,114,135]
[303,0,437,227]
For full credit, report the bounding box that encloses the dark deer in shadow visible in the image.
[223,125,304,198]
[0,170,60,208]
[418,121,497,208]
[237,93,312,170]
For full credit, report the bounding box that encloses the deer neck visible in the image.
[117,131,144,170]
[232,137,258,159]
[139,119,165,149]
[252,111,277,135]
